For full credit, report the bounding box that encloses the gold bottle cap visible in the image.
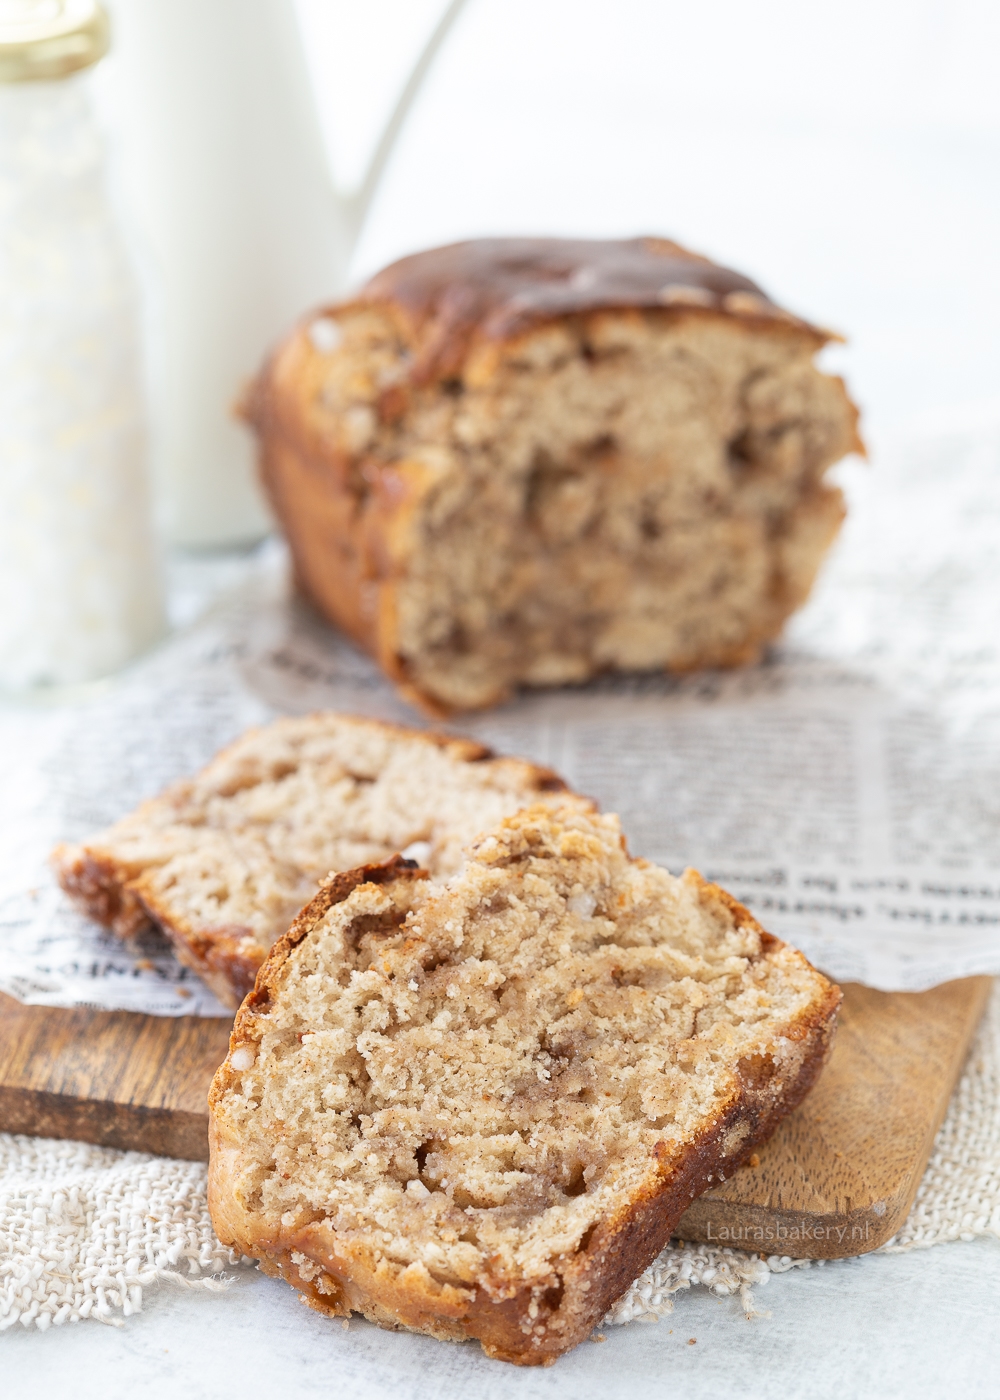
[0,0,109,82]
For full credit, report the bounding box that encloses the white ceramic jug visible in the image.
[105,0,466,547]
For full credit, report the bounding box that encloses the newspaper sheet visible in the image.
[1,421,998,1015]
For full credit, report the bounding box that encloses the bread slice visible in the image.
[52,714,572,1008]
[248,236,862,714]
[208,803,840,1364]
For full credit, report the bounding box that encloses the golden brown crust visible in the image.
[208,861,841,1364]
[346,236,833,386]
[52,845,151,939]
[51,840,267,1005]
[52,715,569,1006]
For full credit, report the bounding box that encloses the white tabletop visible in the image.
[5,1238,999,1400]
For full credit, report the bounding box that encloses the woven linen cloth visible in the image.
[2,981,997,1332]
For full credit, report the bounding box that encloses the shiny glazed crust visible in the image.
[208,862,842,1364]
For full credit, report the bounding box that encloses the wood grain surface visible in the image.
[0,978,990,1258]
[675,976,993,1257]
[0,992,232,1161]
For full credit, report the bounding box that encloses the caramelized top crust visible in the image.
[347,236,830,383]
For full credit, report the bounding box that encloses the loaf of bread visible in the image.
[52,713,573,1008]
[247,236,862,714]
[208,803,840,1364]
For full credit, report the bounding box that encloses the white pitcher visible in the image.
[105,0,467,547]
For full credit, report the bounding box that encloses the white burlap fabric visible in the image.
[3,982,997,1333]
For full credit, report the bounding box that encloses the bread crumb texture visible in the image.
[52,714,572,1007]
[209,804,839,1363]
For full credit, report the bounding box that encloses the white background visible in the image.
[293,0,1000,438]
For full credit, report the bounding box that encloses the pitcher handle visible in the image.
[336,0,472,252]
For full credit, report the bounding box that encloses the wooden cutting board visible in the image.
[0,994,232,1163]
[0,977,990,1259]
[675,976,992,1257]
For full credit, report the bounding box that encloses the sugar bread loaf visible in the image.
[247,236,862,714]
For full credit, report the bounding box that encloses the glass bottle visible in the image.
[0,0,165,692]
